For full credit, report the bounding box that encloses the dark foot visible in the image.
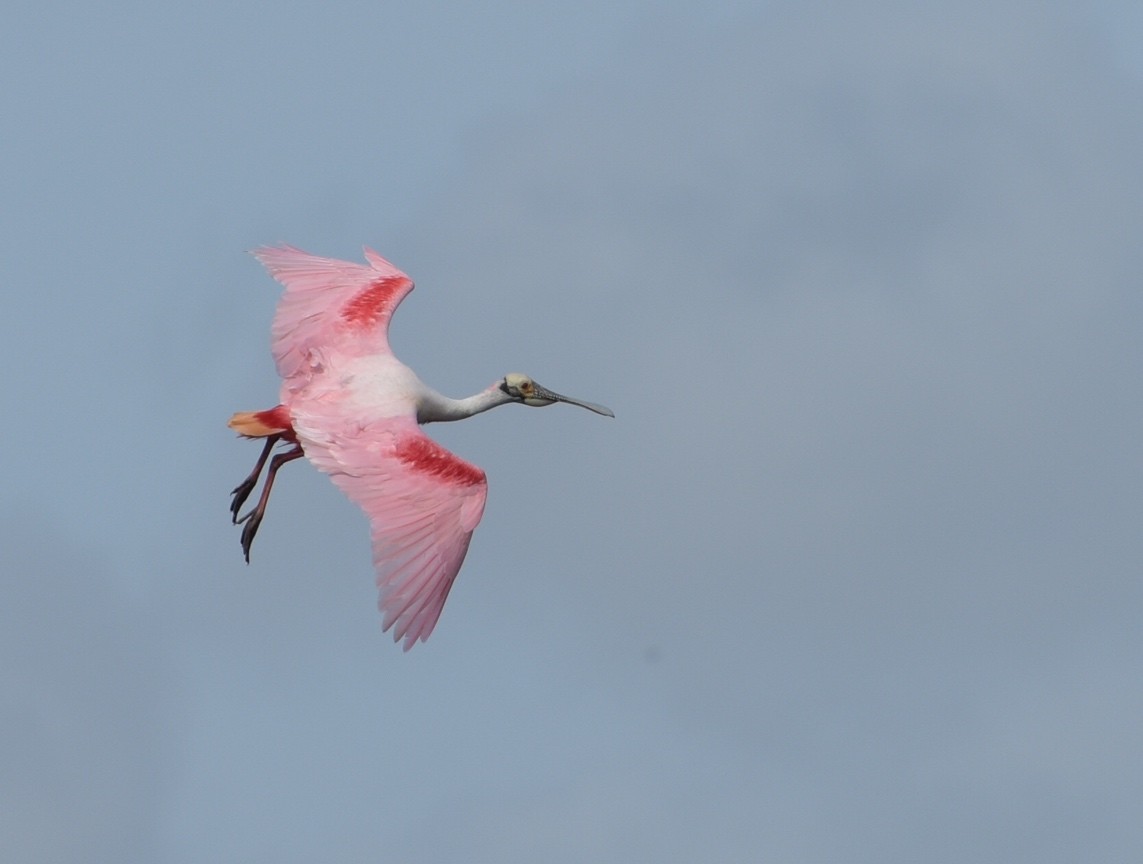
[229,435,280,524]
[237,509,263,563]
[230,478,257,523]
[230,440,301,564]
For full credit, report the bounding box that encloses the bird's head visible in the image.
[499,373,614,417]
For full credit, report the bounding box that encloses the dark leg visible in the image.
[230,435,280,523]
[236,444,304,563]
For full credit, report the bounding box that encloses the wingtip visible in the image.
[249,243,301,263]
[390,625,418,652]
[248,244,409,283]
[363,245,402,274]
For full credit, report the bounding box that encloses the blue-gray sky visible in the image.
[3,1,1143,861]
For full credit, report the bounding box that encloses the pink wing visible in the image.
[291,412,489,651]
[251,244,415,390]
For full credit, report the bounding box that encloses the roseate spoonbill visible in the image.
[228,245,613,650]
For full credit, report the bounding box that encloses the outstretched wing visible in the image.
[251,245,415,388]
[292,412,489,651]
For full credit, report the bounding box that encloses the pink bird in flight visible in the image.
[229,245,613,650]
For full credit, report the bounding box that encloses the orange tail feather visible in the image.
[228,406,295,439]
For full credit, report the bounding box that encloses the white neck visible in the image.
[417,382,514,423]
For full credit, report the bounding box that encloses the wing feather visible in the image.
[291,413,488,650]
[251,245,415,390]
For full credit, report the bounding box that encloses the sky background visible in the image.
[3,1,1143,861]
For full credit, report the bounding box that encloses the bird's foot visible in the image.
[236,509,263,563]
[229,478,258,523]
